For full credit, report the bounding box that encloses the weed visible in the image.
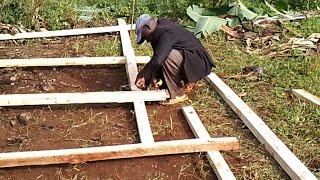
[147,171,167,180]
[95,36,121,56]
[284,17,320,37]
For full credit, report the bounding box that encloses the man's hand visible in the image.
[151,79,159,88]
[135,77,146,89]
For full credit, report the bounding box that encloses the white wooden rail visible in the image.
[183,106,236,180]
[0,24,135,40]
[0,56,150,67]
[292,89,320,106]
[118,18,155,144]
[0,91,167,107]
[206,73,317,180]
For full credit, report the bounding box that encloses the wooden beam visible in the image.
[0,91,167,107]
[118,18,139,91]
[182,106,236,180]
[206,73,317,180]
[0,56,150,67]
[0,138,239,168]
[118,18,155,144]
[292,89,320,106]
[133,101,155,143]
[0,24,136,41]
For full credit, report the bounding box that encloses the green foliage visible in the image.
[186,1,269,38]
[267,0,320,11]
[1,0,319,30]
[41,1,78,30]
[284,17,320,36]
[228,0,259,21]
[0,0,78,30]
[0,0,31,25]
[187,5,227,37]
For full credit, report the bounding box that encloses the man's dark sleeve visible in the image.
[137,32,176,83]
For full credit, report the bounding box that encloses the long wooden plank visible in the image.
[118,18,139,91]
[182,106,236,180]
[292,89,320,106]
[133,101,155,143]
[118,18,155,144]
[0,56,150,67]
[206,73,317,180]
[0,91,167,107]
[0,24,135,41]
[0,138,239,168]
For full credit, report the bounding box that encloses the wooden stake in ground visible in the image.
[0,138,239,168]
[206,73,317,180]
[182,106,236,180]
[292,89,320,106]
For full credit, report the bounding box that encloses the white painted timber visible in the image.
[133,101,155,143]
[0,56,150,67]
[118,18,155,144]
[292,89,320,106]
[206,72,317,180]
[118,18,139,91]
[0,137,239,168]
[182,106,236,180]
[0,24,135,41]
[0,91,167,107]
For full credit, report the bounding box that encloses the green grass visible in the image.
[284,17,320,37]
[199,17,320,178]
[1,0,319,30]
[94,36,121,56]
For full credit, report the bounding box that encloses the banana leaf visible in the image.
[186,5,206,22]
[187,5,227,38]
[193,16,227,38]
[75,6,104,22]
[228,0,258,21]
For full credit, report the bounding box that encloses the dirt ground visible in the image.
[0,35,218,180]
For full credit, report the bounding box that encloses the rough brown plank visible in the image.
[0,138,239,168]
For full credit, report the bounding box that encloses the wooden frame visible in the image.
[0,56,150,67]
[0,20,239,179]
[0,24,135,41]
[206,73,317,180]
[0,91,168,107]
[292,89,320,106]
[182,106,236,180]
[0,138,239,168]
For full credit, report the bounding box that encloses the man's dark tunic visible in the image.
[139,18,214,85]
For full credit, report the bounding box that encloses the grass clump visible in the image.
[201,17,320,178]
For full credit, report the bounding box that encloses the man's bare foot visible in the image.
[160,94,188,105]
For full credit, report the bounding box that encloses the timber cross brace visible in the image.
[0,18,317,180]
